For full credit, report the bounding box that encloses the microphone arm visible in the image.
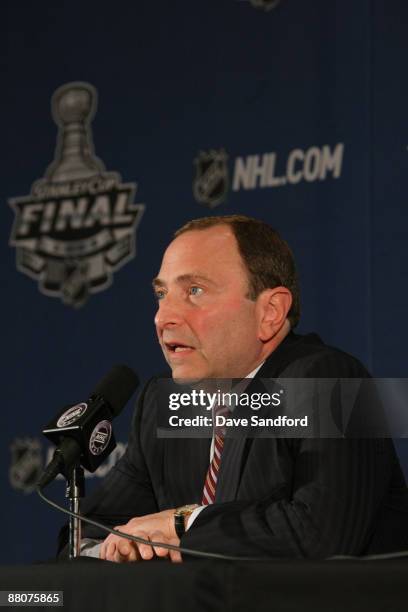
[66,465,85,559]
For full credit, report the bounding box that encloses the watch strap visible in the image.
[174,504,198,538]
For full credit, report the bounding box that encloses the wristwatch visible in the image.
[174,504,198,538]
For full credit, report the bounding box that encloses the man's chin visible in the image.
[171,373,205,385]
[170,366,207,385]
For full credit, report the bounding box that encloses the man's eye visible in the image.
[189,286,203,296]
[155,289,166,300]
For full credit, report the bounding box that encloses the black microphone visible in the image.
[38,365,139,488]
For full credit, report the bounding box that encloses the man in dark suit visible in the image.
[65,215,408,562]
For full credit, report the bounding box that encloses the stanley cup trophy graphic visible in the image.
[9,82,144,307]
[44,82,105,182]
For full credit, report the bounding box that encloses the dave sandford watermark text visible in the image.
[166,389,308,429]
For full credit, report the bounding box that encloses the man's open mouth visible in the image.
[165,342,194,353]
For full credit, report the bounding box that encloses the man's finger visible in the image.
[117,539,132,557]
[168,537,182,563]
[134,531,154,560]
[100,533,117,560]
[150,530,170,557]
[103,538,138,563]
[105,540,119,562]
[113,540,138,563]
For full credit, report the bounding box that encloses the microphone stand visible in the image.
[66,465,85,559]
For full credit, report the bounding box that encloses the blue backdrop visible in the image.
[2,0,408,564]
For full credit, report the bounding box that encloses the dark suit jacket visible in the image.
[58,332,408,558]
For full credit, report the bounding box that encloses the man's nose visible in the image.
[154,296,184,329]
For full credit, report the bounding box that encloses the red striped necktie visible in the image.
[202,405,229,505]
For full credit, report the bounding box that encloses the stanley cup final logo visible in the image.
[9,82,144,307]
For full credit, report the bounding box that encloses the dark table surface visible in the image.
[1,557,408,612]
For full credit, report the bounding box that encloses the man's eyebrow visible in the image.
[152,277,165,289]
[152,273,215,289]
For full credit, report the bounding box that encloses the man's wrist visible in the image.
[186,505,206,530]
[174,504,199,538]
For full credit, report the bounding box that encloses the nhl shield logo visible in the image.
[248,0,281,11]
[9,438,44,494]
[193,149,229,208]
[9,82,145,307]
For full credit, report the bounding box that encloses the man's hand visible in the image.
[100,509,182,563]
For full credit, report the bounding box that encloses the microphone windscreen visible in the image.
[92,365,139,416]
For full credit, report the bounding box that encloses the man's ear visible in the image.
[257,287,292,342]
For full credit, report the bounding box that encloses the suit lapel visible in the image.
[163,436,210,507]
[214,435,247,502]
